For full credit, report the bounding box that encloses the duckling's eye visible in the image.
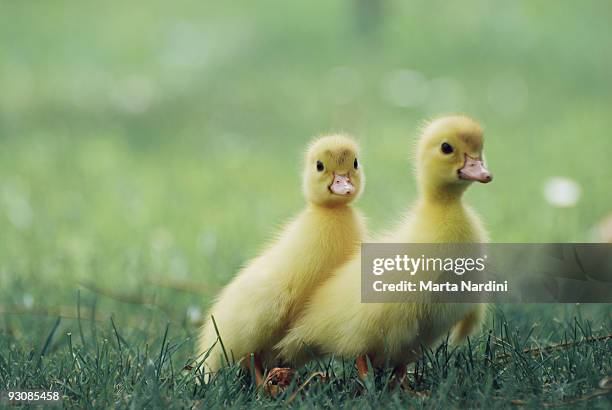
[353,158,359,169]
[441,142,454,154]
[316,160,325,172]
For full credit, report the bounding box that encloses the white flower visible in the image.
[543,177,581,208]
[592,214,612,243]
[187,306,202,324]
[22,293,34,309]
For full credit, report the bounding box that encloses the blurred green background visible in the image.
[1,1,611,342]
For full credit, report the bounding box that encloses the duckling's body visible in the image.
[198,135,366,380]
[276,116,491,370]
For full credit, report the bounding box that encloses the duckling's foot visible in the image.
[264,367,296,397]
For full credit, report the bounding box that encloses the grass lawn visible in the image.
[1,1,611,408]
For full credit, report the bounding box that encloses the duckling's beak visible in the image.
[458,155,493,183]
[329,173,355,195]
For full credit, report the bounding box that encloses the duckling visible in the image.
[276,116,492,382]
[198,134,366,385]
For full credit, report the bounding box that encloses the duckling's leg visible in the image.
[450,305,486,345]
[247,353,265,387]
[356,354,373,380]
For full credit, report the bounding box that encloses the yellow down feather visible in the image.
[276,116,491,368]
[198,134,366,373]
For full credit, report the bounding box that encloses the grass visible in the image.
[1,305,610,408]
[1,0,612,408]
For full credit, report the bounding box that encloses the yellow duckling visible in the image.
[276,115,492,382]
[198,134,366,385]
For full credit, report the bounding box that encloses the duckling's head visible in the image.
[303,135,364,207]
[416,115,492,199]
